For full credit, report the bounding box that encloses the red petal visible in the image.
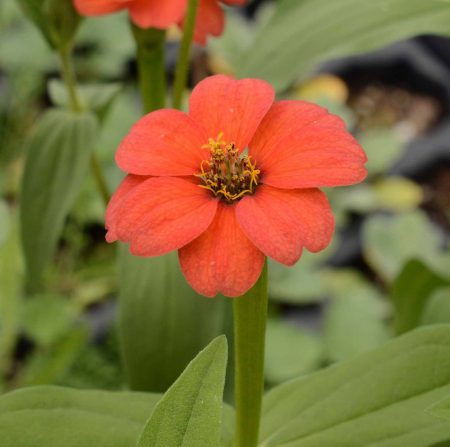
[191,0,224,45]
[116,109,209,176]
[189,75,274,151]
[115,177,218,256]
[179,203,265,297]
[250,100,367,188]
[236,185,334,265]
[105,174,149,243]
[128,0,186,29]
[74,0,128,15]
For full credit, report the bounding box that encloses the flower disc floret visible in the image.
[197,133,260,202]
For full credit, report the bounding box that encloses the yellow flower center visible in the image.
[197,132,260,203]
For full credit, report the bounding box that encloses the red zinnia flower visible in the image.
[73,0,246,45]
[106,75,367,297]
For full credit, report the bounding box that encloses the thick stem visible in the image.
[172,0,199,110]
[233,261,268,447]
[57,46,111,205]
[131,25,167,113]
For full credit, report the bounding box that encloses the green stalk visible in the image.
[131,25,167,113]
[172,0,199,110]
[233,261,268,447]
[57,46,110,205]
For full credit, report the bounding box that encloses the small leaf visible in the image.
[265,318,323,385]
[391,259,449,334]
[261,325,450,446]
[20,109,98,286]
[137,336,228,447]
[0,386,162,447]
[239,0,450,91]
[16,0,53,48]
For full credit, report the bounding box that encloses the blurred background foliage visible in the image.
[0,0,449,395]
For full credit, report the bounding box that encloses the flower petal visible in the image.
[114,177,218,256]
[73,0,128,15]
[189,75,274,151]
[116,109,209,176]
[236,185,334,265]
[128,0,186,29]
[250,100,367,188]
[105,174,149,243]
[191,0,224,45]
[179,203,265,297]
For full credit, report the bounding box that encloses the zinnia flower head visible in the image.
[73,0,246,45]
[106,75,367,298]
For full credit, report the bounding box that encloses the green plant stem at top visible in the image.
[172,0,199,110]
[233,261,268,447]
[131,25,167,113]
[57,46,111,206]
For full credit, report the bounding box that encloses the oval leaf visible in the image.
[20,109,98,285]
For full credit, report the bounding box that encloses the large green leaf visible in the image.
[20,109,98,286]
[260,325,450,446]
[238,0,450,91]
[137,336,228,447]
[421,287,450,326]
[0,386,162,447]
[118,249,232,392]
[391,259,449,334]
[429,395,450,422]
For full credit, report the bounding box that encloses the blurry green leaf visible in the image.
[239,0,450,91]
[261,325,450,446]
[421,287,450,326]
[20,109,98,286]
[16,0,53,47]
[392,259,449,334]
[22,295,76,346]
[0,200,11,247]
[334,177,423,213]
[119,249,232,393]
[373,177,423,210]
[18,327,87,386]
[359,129,404,175]
[0,220,23,379]
[0,385,162,447]
[48,80,122,121]
[324,270,390,362]
[265,318,323,385]
[269,246,333,304]
[137,336,228,447]
[363,211,450,282]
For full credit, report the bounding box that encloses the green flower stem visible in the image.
[233,261,268,447]
[131,25,167,113]
[57,46,111,205]
[172,0,199,110]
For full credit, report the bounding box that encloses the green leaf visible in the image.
[323,270,390,362]
[0,200,11,247]
[391,259,449,334]
[48,80,122,121]
[119,249,232,393]
[15,0,53,48]
[363,211,450,282]
[261,325,450,446]
[20,109,98,286]
[238,0,450,91]
[428,395,450,422]
[0,385,162,447]
[265,318,323,385]
[137,336,228,447]
[421,287,450,326]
